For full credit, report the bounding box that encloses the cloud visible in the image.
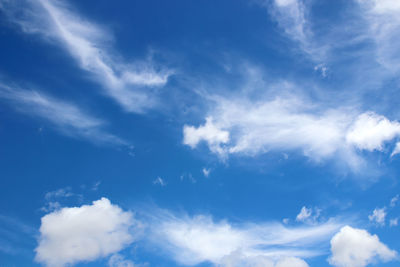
[389,218,398,227]
[202,168,211,177]
[183,117,230,156]
[219,250,309,267]
[368,208,386,226]
[328,225,397,267]
[391,142,400,157]
[356,0,400,73]
[346,112,400,151]
[0,83,127,146]
[108,254,136,267]
[0,214,37,255]
[296,207,312,222]
[390,195,399,207]
[44,187,74,200]
[295,207,321,224]
[153,177,166,186]
[35,198,136,267]
[267,0,317,58]
[145,211,342,266]
[183,90,400,170]
[0,0,172,113]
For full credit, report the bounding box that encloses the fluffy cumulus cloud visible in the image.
[0,0,171,113]
[328,226,397,267]
[35,198,136,267]
[183,93,400,169]
[346,112,400,151]
[146,211,342,266]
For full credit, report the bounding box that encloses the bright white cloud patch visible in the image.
[35,198,135,267]
[328,226,397,267]
[147,211,342,266]
[368,208,386,226]
[346,112,400,151]
[183,117,230,155]
[202,168,211,177]
[183,93,400,169]
[0,0,171,113]
[0,83,127,146]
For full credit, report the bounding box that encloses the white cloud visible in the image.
[368,208,386,226]
[295,207,315,222]
[183,117,230,155]
[183,91,400,170]
[35,198,136,267]
[390,218,398,227]
[275,257,309,267]
[328,225,397,267]
[346,112,400,151]
[108,254,136,267]
[153,177,166,186]
[390,195,399,207]
[0,83,127,146]
[44,187,73,200]
[296,207,312,222]
[146,211,342,266]
[357,0,400,73]
[268,0,312,56]
[202,168,211,177]
[219,250,309,267]
[184,95,351,160]
[391,142,400,157]
[296,207,321,225]
[0,0,171,113]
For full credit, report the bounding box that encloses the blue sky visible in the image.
[1,0,400,266]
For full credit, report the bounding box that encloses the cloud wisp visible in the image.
[144,209,343,266]
[0,83,127,146]
[266,0,326,62]
[183,88,400,172]
[0,0,172,113]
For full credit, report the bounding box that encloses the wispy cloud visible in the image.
[0,0,172,113]
[143,209,343,266]
[0,214,36,255]
[265,0,325,61]
[0,82,128,146]
[153,177,166,187]
[182,77,400,172]
[356,0,400,74]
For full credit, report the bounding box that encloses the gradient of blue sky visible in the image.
[1,0,400,266]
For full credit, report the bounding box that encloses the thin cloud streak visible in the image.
[0,82,128,146]
[0,0,172,113]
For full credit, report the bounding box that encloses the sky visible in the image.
[1,0,400,266]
